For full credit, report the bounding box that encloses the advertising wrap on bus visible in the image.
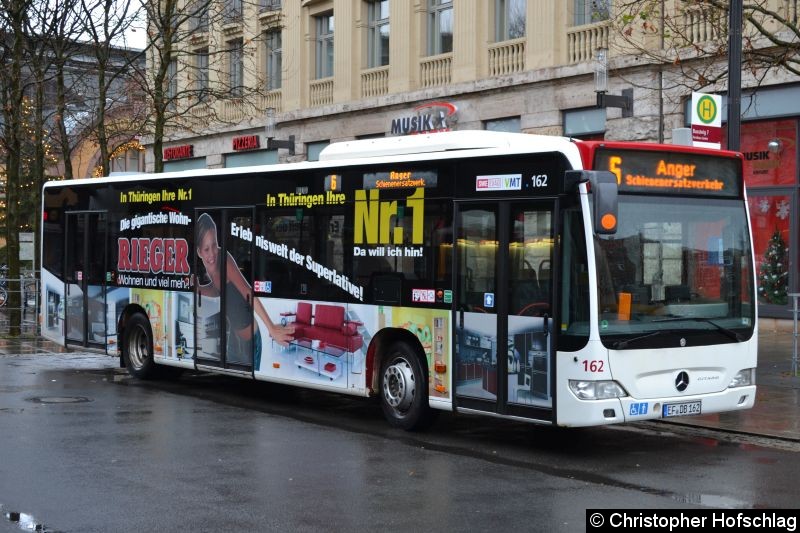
[41,173,454,404]
[40,131,757,430]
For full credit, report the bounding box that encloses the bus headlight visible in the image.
[728,368,756,388]
[569,380,628,400]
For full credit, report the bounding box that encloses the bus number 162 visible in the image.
[583,360,604,372]
[531,174,548,187]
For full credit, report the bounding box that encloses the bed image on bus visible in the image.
[40,131,757,429]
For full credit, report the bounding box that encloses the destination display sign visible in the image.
[594,148,741,198]
[362,169,438,190]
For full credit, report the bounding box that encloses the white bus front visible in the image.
[557,147,757,427]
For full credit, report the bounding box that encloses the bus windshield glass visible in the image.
[594,195,755,347]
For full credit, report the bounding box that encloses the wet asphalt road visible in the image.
[1,352,799,532]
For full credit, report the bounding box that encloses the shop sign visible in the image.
[233,135,260,151]
[691,92,722,149]
[163,145,194,160]
[390,101,458,136]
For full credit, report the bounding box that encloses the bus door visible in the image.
[454,201,555,418]
[194,208,255,371]
[64,211,107,349]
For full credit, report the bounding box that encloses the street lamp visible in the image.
[265,108,295,155]
[594,47,633,118]
[768,138,783,154]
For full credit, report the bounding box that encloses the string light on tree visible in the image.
[6,97,63,231]
[93,140,145,177]
[758,229,789,305]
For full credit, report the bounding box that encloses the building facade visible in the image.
[149,0,800,318]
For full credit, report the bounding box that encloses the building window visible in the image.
[307,140,329,161]
[738,119,798,316]
[110,146,144,174]
[496,0,525,41]
[484,116,520,132]
[229,39,244,97]
[563,107,606,138]
[225,0,243,23]
[427,0,452,56]
[315,13,334,79]
[748,192,793,311]
[259,0,281,12]
[195,48,209,101]
[367,0,390,68]
[166,59,178,106]
[189,1,208,32]
[574,0,610,26]
[265,30,282,90]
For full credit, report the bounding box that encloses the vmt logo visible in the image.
[475,173,522,191]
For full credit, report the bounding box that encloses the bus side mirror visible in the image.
[591,171,618,235]
[565,170,619,235]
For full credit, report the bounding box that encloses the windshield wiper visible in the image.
[652,316,744,342]
[611,318,744,349]
[611,330,670,349]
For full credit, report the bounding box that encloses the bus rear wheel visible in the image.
[122,313,157,379]
[380,341,433,431]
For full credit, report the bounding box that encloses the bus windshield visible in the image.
[594,195,755,347]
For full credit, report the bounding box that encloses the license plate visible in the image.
[662,401,702,418]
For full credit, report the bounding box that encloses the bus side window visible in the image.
[559,205,590,351]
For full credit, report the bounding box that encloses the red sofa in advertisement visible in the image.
[287,302,363,353]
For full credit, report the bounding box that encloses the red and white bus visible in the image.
[40,131,757,429]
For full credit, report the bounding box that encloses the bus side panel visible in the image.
[249,297,453,401]
[555,341,624,427]
[40,268,66,346]
[129,288,194,368]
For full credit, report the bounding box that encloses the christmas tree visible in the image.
[758,229,788,305]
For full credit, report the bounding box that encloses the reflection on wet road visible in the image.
[0,352,798,532]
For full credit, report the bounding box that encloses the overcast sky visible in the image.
[125,25,146,50]
[119,0,147,50]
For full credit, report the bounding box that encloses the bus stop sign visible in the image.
[691,92,722,149]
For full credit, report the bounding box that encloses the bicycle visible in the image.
[0,266,37,309]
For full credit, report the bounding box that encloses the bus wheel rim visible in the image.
[383,359,415,412]
[127,325,148,369]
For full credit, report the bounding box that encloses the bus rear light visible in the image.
[569,380,627,400]
[728,368,755,388]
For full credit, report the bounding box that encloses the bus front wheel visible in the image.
[379,341,434,430]
[122,313,157,379]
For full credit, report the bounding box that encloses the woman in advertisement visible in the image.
[196,213,294,369]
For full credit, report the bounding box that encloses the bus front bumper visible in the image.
[556,385,757,427]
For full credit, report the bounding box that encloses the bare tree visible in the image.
[613,0,800,91]
[0,0,34,332]
[80,0,148,177]
[138,0,273,172]
[1,0,145,333]
[50,0,85,180]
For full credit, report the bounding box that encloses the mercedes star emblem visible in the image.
[675,371,690,392]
